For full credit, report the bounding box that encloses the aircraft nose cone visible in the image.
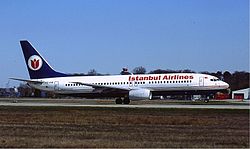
[224,82,229,88]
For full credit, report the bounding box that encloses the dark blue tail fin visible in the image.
[20,40,68,79]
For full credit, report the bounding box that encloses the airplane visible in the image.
[11,40,230,104]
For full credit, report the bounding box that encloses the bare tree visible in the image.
[132,66,146,74]
[88,69,98,76]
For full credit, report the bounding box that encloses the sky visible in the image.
[0,0,249,87]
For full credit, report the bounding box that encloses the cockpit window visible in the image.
[210,78,220,81]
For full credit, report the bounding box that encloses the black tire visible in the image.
[115,98,123,104]
[204,99,209,103]
[123,98,130,104]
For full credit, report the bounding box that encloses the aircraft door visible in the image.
[199,77,204,86]
[54,81,59,90]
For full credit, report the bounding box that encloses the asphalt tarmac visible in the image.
[0,98,249,109]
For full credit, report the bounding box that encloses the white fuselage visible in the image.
[28,73,229,95]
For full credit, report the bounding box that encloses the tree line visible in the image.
[131,66,249,91]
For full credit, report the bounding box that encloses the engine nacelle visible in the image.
[129,89,152,100]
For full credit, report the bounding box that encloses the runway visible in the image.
[0,98,249,109]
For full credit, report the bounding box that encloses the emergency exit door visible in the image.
[54,81,59,90]
[199,77,204,86]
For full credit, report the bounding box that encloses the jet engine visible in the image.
[129,89,152,100]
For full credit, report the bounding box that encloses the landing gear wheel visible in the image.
[204,99,209,103]
[123,98,130,104]
[115,98,123,104]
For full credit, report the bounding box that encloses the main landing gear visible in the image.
[115,97,130,104]
[202,94,213,103]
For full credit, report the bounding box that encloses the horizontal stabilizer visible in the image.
[9,78,44,84]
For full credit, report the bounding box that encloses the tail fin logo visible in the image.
[28,55,43,71]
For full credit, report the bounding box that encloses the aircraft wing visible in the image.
[70,82,130,93]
